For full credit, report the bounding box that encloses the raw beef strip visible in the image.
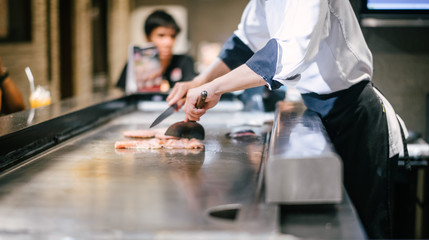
[122,129,159,138]
[114,138,204,150]
[115,138,163,149]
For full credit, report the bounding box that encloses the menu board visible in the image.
[125,44,162,93]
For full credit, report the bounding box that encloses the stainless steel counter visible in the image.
[267,102,342,204]
[0,93,366,239]
[0,89,125,137]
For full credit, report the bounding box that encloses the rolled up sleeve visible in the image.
[218,34,254,70]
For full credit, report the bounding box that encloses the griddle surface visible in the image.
[0,110,273,238]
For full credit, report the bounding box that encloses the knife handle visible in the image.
[195,90,207,109]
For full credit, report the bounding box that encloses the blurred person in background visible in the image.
[116,10,197,92]
[0,56,25,115]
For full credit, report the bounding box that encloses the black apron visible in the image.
[302,81,395,238]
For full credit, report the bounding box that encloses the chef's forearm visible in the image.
[193,58,231,86]
[207,64,266,95]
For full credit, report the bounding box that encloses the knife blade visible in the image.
[149,103,178,128]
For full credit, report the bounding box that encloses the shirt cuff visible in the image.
[218,34,254,70]
[245,39,282,90]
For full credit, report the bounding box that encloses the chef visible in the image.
[167,0,408,238]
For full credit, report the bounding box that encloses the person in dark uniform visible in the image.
[0,56,25,115]
[116,10,197,91]
[166,0,409,238]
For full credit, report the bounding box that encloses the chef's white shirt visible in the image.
[218,0,407,157]
[235,0,372,95]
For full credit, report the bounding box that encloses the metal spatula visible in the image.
[165,91,207,140]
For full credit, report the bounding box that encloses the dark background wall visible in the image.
[363,27,429,139]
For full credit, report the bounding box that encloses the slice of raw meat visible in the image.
[114,138,163,149]
[122,129,159,138]
[186,138,205,149]
[163,138,205,149]
[114,138,204,150]
[123,128,178,140]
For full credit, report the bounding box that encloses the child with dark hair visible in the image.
[117,10,196,92]
[144,10,181,37]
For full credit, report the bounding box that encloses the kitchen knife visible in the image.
[149,103,177,128]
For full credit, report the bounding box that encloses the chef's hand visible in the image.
[183,84,221,122]
[166,81,199,109]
